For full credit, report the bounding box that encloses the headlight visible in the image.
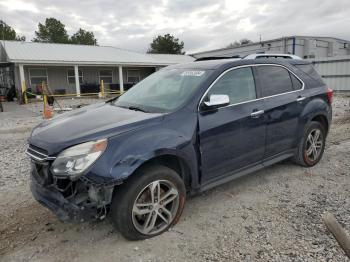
[51,139,107,179]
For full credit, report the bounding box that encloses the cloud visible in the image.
[0,0,349,53]
[237,18,255,32]
[0,0,39,13]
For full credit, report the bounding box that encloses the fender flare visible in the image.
[297,98,330,140]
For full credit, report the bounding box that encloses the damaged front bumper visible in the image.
[30,161,120,223]
[30,177,98,222]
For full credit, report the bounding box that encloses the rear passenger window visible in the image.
[290,73,303,90]
[207,67,256,105]
[295,64,324,83]
[256,65,294,97]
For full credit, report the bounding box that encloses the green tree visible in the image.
[33,18,69,43]
[147,34,184,54]
[0,20,25,41]
[226,38,253,48]
[70,28,97,45]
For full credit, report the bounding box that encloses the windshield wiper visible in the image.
[106,96,118,103]
[128,106,148,113]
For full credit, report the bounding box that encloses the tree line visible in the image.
[1,18,97,45]
[0,18,184,53]
[1,17,254,54]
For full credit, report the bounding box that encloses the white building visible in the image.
[191,36,350,59]
[0,41,194,101]
[192,36,350,91]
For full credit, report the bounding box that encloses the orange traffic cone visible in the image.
[43,104,54,119]
[43,95,54,119]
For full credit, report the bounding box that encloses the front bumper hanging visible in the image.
[30,161,115,223]
[30,177,98,222]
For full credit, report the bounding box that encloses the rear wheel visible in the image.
[293,121,326,167]
[111,165,186,240]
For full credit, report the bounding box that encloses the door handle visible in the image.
[251,110,264,118]
[296,96,306,102]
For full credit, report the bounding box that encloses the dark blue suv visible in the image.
[27,58,333,240]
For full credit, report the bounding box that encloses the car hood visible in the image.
[28,102,163,155]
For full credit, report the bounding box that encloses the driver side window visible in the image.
[207,67,256,105]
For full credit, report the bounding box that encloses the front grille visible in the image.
[32,162,54,186]
[28,147,77,197]
[32,161,85,200]
[26,144,56,162]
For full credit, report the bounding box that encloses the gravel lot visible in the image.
[0,95,349,261]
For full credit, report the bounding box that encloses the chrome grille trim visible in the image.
[27,147,48,157]
[26,145,56,162]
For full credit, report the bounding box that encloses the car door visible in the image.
[253,65,305,158]
[198,66,266,185]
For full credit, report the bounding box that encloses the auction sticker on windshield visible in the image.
[181,71,205,77]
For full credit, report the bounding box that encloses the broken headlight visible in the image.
[51,139,107,180]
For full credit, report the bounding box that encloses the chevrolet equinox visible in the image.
[27,58,333,240]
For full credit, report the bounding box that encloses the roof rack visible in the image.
[194,55,241,62]
[243,53,302,60]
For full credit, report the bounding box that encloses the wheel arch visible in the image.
[114,153,193,193]
[135,154,192,189]
[298,96,331,141]
[310,114,329,135]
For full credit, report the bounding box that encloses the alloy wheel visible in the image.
[305,128,323,162]
[132,180,179,235]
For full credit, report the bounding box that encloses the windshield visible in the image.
[114,68,210,113]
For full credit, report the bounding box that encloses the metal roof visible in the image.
[191,35,350,56]
[0,41,194,66]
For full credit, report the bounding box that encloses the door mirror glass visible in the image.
[203,94,230,109]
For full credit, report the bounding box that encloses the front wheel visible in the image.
[111,165,186,240]
[293,121,326,167]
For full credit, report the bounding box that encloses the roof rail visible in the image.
[194,55,241,62]
[243,53,302,60]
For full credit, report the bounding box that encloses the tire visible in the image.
[292,121,326,167]
[110,165,186,240]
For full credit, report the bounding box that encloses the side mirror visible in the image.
[203,94,230,109]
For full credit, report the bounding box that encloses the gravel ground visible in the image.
[0,98,103,132]
[0,95,349,261]
[22,97,103,115]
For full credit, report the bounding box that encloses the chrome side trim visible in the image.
[198,63,305,111]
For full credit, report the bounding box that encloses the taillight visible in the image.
[326,87,333,105]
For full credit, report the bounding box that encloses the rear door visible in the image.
[254,65,305,158]
[198,66,266,185]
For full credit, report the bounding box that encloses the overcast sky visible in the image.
[1,0,349,54]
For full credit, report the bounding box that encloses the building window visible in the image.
[67,69,83,84]
[99,70,113,84]
[127,69,140,83]
[29,68,48,86]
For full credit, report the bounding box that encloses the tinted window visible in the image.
[207,67,256,105]
[290,73,303,90]
[295,64,324,82]
[256,66,293,97]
